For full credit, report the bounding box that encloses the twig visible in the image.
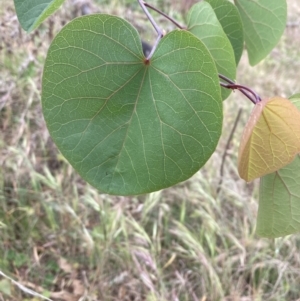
[219,74,261,104]
[143,1,185,29]
[217,108,243,195]
[138,0,164,60]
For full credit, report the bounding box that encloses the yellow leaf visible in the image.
[238,96,300,181]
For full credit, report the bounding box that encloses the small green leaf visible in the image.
[256,97,300,238]
[234,0,287,66]
[42,14,222,196]
[205,0,244,65]
[187,1,236,100]
[290,93,300,100]
[13,0,66,32]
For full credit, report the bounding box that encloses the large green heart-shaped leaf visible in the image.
[13,0,66,32]
[205,0,244,65]
[234,0,287,66]
[42,14,222,196]
[256,96,300,238]
[187,2,236,100]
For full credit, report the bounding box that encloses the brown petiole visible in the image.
[219,74,261,104]
[143,2,186,30]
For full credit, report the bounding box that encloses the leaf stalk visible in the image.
[219,74,261,104]
[138,0,164,60]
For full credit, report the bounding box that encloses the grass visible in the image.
[1,0,300,300]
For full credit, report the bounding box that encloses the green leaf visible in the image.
[234,0,287,66]
[187,1,236,100]
[13,0,66,32]
[257,155,300,238]
[290,93,300,100]
[205,0,244,65]
[256,97,300,238]
[42,14,223,196]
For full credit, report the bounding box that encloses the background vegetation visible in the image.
[1,0,300,300]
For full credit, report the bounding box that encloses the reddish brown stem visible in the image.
[219,74,261,104]
[143,1,186,29]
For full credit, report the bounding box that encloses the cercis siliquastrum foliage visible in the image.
[14,0,300,238]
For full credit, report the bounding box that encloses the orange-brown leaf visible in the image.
[238,96,300,181]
